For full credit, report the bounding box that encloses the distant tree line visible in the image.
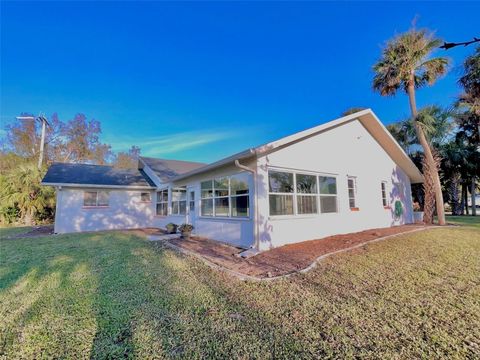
[0,113,141,225]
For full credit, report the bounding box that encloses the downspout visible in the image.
[234,159,260,251]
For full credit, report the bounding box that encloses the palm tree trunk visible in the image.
[471,180,477,216]
[449,173,461,215]
[407,78,446,225]
[464,183,470,215]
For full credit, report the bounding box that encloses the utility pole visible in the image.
[16,114,50,169]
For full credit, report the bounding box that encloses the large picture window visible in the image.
[296,174,317,214]
[231,174,250,217]
[268,169,339,216]
[319,176,338,213]
[83,191,109,207]
[156,189,168,216]
[269,170,294,216]
[171,188,187,215]
[200,174,250,218]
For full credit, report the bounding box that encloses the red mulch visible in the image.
[168,225,427,278]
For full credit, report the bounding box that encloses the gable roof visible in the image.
[42,163,156,189]
[139,156,206,182]
[173,109,424,183]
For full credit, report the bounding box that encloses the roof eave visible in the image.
[172,148,255,181]
[41,182,157,190]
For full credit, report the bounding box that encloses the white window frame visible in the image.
[189,190,195,213]
[381,181,388,207]
[268,167,339,218]
[156,188,168,217]
[318,175,339,213]
[229,174,250,218]
[200,175,250,219]
[140,192,151,203]
[347,176,357,210]
[295,173,319,215]
[171,187,187,216]
[268,169,296,217]
[83,190,109,207]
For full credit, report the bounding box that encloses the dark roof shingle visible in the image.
[140,157,206,182]
[42,163,156,188]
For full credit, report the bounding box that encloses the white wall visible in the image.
[163,165,255,248]
[54,188,155,233]
[255,119,414,251]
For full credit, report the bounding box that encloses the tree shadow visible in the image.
[1,231,309,358]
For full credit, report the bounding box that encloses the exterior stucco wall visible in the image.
[255,119,414,251]
[54,188,155,233]
[156,164,256,248]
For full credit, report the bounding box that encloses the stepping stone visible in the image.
[237,248,260,259]
[148,234,181,241]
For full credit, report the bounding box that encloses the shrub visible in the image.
[178,223,194,233]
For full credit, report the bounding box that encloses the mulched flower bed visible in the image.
[168,224,427,278]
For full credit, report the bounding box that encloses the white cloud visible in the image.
[104,129,239,157]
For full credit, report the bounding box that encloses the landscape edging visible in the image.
[159,226,442,282]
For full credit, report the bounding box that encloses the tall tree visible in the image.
[457,46,480,215]
[61,114,113,164]
[373,27,450,225]
[458,46,480,116]
[114,145,141,169]
[4,112,39,161]
[387,106,454,220]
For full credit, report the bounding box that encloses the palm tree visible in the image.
[458,46,480,116]
[0,163,55,225]
[373,27,450,225]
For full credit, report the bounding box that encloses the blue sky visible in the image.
[1,1,478,163]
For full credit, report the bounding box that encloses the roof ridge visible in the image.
[139,156,206,165]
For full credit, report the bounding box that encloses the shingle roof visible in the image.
[42,163,156,188]
[140,156,206,182]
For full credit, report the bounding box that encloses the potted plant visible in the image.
[178,223,194,239]
[166,223,178,234]
[412,202,424,224]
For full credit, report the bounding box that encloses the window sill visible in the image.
[198,216,251,221]
[82,206,109,209]
[269,212,339,220]
[154,215,168,218]
[350,207,360,211]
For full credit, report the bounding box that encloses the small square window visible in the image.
[140,192,151,202]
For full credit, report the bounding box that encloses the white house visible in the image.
[42,109,423,251]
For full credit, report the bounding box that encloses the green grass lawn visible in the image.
[1,226,479,359]
[0,226,34,239]
[445,214,480,229]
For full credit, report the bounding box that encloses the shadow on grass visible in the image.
[0,231,307,358]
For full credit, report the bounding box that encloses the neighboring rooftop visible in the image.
[139,156,206,182]
[42,163,156,188]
